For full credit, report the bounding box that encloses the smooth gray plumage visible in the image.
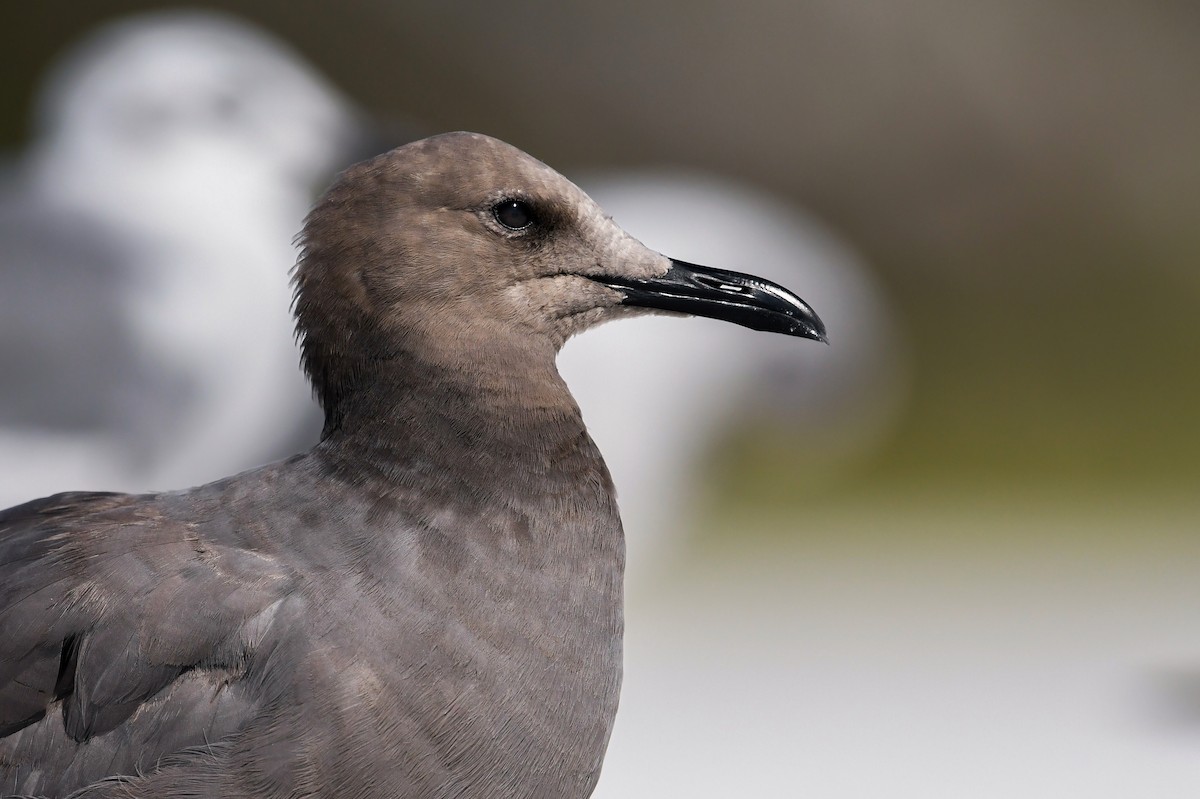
[0,132,825,798]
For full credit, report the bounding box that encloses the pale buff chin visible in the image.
[502,275,624,343]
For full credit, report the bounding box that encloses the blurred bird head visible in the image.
[31,10,366,229]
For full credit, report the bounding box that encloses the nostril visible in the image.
[693,273,753,294]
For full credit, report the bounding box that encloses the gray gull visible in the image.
[0,132,825,798]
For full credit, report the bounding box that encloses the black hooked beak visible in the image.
[596,259,828,343]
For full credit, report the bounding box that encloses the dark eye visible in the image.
[492,199,535,231]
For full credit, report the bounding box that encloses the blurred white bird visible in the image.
[0,10,368,506]
[561,170,909,576]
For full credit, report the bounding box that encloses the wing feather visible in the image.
[0,490,295,794]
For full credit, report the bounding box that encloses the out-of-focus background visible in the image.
[3,2,1198,796]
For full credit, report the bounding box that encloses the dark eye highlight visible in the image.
[492,199,535,231]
